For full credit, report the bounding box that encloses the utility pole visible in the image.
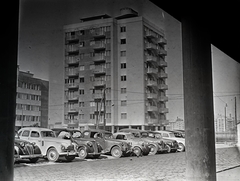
[235,97,237,126]
[225,103,227,132]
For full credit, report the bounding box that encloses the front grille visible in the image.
[25,144,34,155]
[67,144,74,151]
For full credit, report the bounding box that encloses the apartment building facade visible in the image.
[63,8,168,131]
[15,68,49,130]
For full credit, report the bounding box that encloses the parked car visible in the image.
[119,128,168,155]
[155,130,185,152]
[81,129,132,158]
[172,130,185,138]
[18,127,77,162]
[52,128,102,159]
[14,131,42,163]
[148,131,179,153]
[113,132,150,156]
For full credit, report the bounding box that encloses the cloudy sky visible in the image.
[18,0,240,124]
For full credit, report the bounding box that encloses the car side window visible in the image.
[162,133,169,137]
[30,131,40,138]
[116,135,124,140]
[22,130,30,137]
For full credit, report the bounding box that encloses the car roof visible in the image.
[83,129,111,134]
[154,130,173,133]
[119,128,147,133]
[52,128,80,132]
[19,127,53,132]
[113,132,133,135]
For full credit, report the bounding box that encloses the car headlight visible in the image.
[127,142,132,146]
[61,143,68,150]
[20,142,25,147]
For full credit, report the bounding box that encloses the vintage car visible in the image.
[52,128,102,159]
[81,129,132,158]
[119,128,168,155]
[18,127,77,162]
[148,131,179,153]
[172,130,185,138]
[112,132,150,156]
[155,130,185,152]
[14,131,42,163]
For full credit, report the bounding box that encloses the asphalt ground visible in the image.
[14,144,240,181]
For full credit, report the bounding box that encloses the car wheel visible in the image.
[177,143,185,152]
[47,148,59,162]
[65,155,75,162]
[29,158,39,163]
[133,146,142,157]
[148,144,158,155]
[111,146,122,158]
[166,145,171,153]
[78,147,88,159]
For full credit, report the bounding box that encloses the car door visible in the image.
[28,130,44,151]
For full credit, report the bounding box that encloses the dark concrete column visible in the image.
[182,15,216,180]
[0,1,19,181]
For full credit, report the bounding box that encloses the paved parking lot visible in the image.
[14,145,240,181]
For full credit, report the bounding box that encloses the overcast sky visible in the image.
[18,0,240,124]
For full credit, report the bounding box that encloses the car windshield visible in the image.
[141,132,149,138]
[72,131,81,138]
[104,132,113,139]
[126,133,135,139]
[169,133,176,138]
[41,131,55,137]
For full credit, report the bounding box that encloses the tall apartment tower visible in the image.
[64,8,168,131]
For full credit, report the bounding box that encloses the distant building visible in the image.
[167,117,184,130]
[63,8,168,131]
[15,68,49,130]
[214,114,236,132]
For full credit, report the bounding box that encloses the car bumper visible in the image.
[16,154,42,160]
[59,150,78,156]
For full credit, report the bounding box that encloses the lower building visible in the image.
[15,68,49,130]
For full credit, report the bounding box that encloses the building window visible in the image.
[121,88,126,94]
[79,41,85,47]
[79,114,84,119]
[121,75,127,81]
[79,65,85,71]
[120,26,126,32]
[90,114,95,119]
[120,51,126,57]
[106,113,111,119]
[120,39,126,44]
[80,77,84,83]
[79,102,84,107]
[90,101,95,107]
[121,63,126,69]
[79,89,84,95]
[80,30,85,35]
[121,113,127,119]
[121,100,127,106]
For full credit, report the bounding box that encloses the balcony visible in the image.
[147,68,158,74]
[92,42,106,50]
[145,31,156,39]
[146,93,158,99]
[146,55,158,63]
[93,55,106,62]
[93,80,106,87]
[93,67,106,75]
[66,70,79,78]
[92,93,103,100]
[147,118,159,124]
[147,105,158,112]
[68,96,79,102]
[145,43,157,50]
[65,35,78,41]
[158,96,168,102]
[66,83,79,90]
[159,60,167,67]
[66,58,80,66]
[157,37,167,45]
[158,72,168,78]
[158,84,168,90]
[158,49,167,56]
[92,31,106,38]
[67,109,79,115]
[147,80,157,87]
[159,108,169,114]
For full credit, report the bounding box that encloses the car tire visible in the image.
[177,143,185,152]
[78,146,88,159]
[111,146,122,158]
[29,158,39,163]
[65,155,75,162]
[148,144,158,155]
[47,148,59,162]
[133,146,142,157]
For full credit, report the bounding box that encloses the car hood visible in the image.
[43,137,72,144]
[141,137,159,143]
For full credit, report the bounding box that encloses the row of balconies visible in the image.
[145,55,167,67]
[145,31,167,45]
[146,106,169,113]
[65,30,108,41]
[146,80,168,90]
[146,93,168,102]
[146,68,168,78]
[145,43,167,56]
